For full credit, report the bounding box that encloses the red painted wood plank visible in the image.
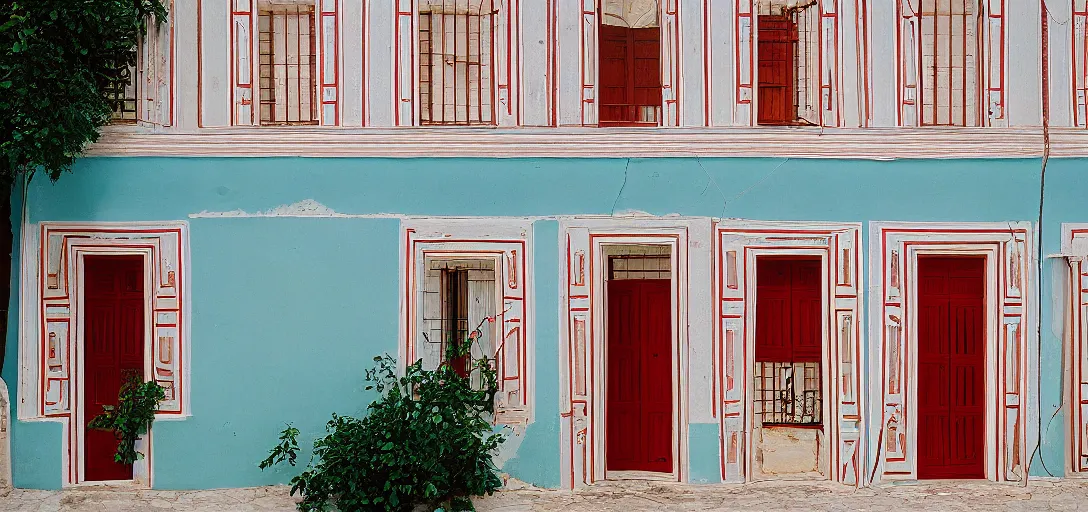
[917,256,985,479]
[606,279,672,473]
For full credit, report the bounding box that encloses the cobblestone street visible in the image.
[2,479,1088,511]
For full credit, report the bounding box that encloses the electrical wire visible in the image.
[1025,0,1055,480]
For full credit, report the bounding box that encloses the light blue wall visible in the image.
[4,156,1082,489]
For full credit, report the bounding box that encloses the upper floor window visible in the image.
[598,0,661,126]
[919,0,979,126]
[418,0,496,126]
[231,0,338,126]
[734,0,838,127]
[756,2,820,126]
[897,0,1001,127]
[104,64,139,123]
[103,19,173,126]
[258,3,319,125]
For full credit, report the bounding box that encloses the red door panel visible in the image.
[84,256,145,482]
[607,279,672,473]
[792,260,822,362]
[917,257,985,479]
[757,15,797,125]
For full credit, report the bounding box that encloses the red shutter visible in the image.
[599,25,660,126]
[84,256,145,482]
[755,258,821,362]
[757,16,796,125]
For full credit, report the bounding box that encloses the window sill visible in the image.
[87,125,1082,159]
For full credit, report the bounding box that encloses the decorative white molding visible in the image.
[559,217,702,488]
[190,199,352,218]
[1063,223,1088,476]
[715,220,863,485]
[868,221,1036,484]
[17,222,191,487]
[86,125,1086,158]
[400,219,534,425]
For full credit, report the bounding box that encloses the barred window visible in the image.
[919,0,979,126]
[258,3,318,125]
[755,362,822,425]
[607,245,671,280]
[104,64,139,123]
[421,258,497,387]
[418,0,495,125]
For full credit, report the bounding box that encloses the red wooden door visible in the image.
[757,15,796,125]
[756,258,821,363]
[599,24,661,126]
[917,257,986,479]
[84,256,145,482]
[606,279,672,473]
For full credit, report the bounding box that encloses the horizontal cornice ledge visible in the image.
[85,126,1085,159]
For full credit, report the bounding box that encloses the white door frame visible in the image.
[560,218,697,488]
[74,248,155,487]
[1061,223,1088,477]
[715,221,864,485]
[593,235,686,482]
[17,221,191,488]
[742,248,831,482]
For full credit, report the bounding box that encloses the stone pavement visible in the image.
[2,479,1087,511]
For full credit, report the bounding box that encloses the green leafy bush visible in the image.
[0,0,167,182]
[87,372,167,465]
[262,325,505,512]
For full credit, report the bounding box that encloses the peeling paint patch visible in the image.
[493,426,527,470]
[190,199,400,218]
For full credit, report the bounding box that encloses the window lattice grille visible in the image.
[919,0,979,126]
[104,64,139,123]
[421,258,496,388]
[418,1,495,125]
[258,4,318,126]
[755,362,822,425]
[608,255,671,280]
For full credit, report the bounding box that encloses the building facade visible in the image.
[3,0,1088,491]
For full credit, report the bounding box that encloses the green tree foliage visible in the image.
[262,325,506,512]
[0,0,167,183]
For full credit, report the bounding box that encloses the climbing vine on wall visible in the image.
[88,372,166,465]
